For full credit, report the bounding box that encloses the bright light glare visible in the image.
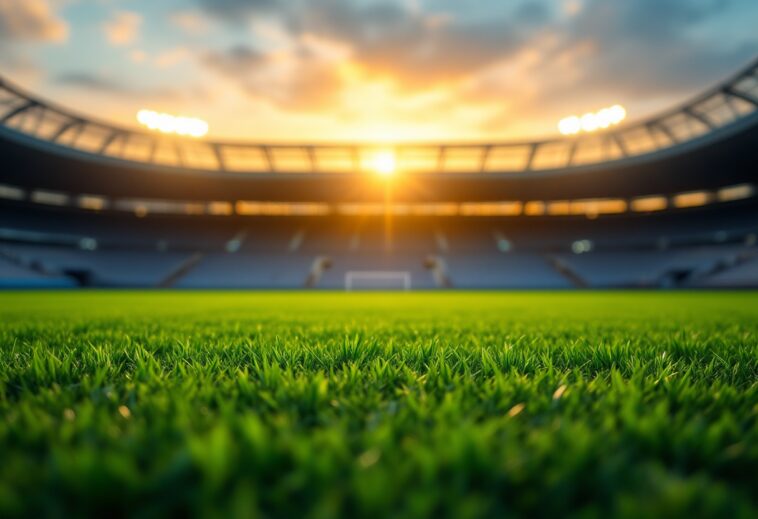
[369,150,397,177]
[558,104,626,135]
[137,109,209,138]
[581,113,599,132]
[609,105,626,123]
[558,116,581,135]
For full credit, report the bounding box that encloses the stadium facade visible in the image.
[1,58,757,289]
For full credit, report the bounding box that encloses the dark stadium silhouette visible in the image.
[1,58,757,289]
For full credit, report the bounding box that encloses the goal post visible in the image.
[345,271,411,291]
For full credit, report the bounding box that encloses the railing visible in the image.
[1,58,757,175]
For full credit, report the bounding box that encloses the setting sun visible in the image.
[368,150,397,177]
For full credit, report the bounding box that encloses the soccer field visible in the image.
[0,292,756,517]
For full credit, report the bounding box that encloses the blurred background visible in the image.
[1,1,758,289]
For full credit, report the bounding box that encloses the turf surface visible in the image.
[0,292,756,518]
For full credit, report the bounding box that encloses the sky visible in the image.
[1,0,757,142]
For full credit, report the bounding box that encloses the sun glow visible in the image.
[368,150,397,177]
[137,109,209,138]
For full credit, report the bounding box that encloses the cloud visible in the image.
[126,47,190,69]
[103,11,142,46]
[169,10,209,35]
[202,41,345,111]
[196,0,278,23]
[153,47,190,68]
[195,0,550,80]
[195,0,756,103]
[290,1,552,86]
[0,51,44,87]
[12,0,756,141]
[554,0,758,99]
[572,0,728,44]
[55,72,134,95]
[189,0,758,139]
[0,0,68,42]
[196,0,554,113]
[54,70,211,104]
[129,49,147,64]
[462,0,758,137]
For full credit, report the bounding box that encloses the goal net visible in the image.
[345,271,411,291]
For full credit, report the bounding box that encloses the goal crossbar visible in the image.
[345,271,411,291]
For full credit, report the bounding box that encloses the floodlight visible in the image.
[557,105,627,135]
[136,109,208,138]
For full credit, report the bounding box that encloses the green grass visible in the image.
[0,292,756,518]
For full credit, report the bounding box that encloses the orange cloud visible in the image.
[153,47,190,69]
[103,11,142,46]
[34,0,758,143]
[129,49,147,64]
[169,10,209,35]
[0,0,68,42]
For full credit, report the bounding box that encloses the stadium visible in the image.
[1,2,757,517]
[2,59,758,289]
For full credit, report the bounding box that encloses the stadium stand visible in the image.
[0,254,74,288]
[443,253,573,289]
[175,253,318,289]
[687,255,758,288]
[2,244,192,287]
[0,205,755,289]
[553,247,754,288]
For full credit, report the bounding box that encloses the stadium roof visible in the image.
[1,58,757,203]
